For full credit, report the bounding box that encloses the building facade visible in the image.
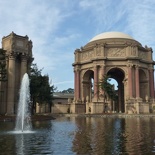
[0,32,33,115]
[72,32,155,114]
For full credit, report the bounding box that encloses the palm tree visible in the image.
[98,75,117,112]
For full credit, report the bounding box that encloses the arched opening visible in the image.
[107,68,125,113]
[139,69,148,101]
[109,78,118,90]
[82,70,94,102]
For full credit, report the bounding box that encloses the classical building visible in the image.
[0,32,33,115]
[36,92,74,114]
[72,31,155,114]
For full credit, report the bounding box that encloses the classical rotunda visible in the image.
[72,31,155,114]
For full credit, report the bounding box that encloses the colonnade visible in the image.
[6,53,29,114]
[74,62,155,113]
[127,64,154,99]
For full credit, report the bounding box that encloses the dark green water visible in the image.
[0,117,155,155]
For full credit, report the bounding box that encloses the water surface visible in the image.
[0,116,155,154]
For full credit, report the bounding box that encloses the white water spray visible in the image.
[15,73,32,132]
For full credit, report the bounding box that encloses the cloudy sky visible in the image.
[0,0,155,91]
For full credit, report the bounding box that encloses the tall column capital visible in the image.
[127,63,133,68]
[135,64,140,69]
[100,62,105,68]
[93,66,96,70]
[93,64,99,69]
[21,54,28,61]
[7,52,16,60]
[149,68,154,72]
[74,65,81,72]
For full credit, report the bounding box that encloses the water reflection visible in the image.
[0,117,155,154]
[153,140,155,153]
[72,117,155,154]
[16,134,24,155]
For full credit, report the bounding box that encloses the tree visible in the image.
[61,88,74,93]
[29,63,54,114]
[0,49,7,107]
[99,75,117,100]
[0,49,7,81]
[98,75,117,112]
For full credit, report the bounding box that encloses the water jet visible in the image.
[15,73,32,133]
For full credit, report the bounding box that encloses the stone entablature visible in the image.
[2,32,32,58]
[73,38,152,65]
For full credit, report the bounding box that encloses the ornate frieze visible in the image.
[2,32,32,56]
[107,48,126,57]
[16,40,24,47]
[96,48,101,56]
[139,51,146,59]
[130,46,137,56]
[81,51,94,61]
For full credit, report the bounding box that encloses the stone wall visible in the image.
[52,104,70,114]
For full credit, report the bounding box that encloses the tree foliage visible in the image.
[61,88,74,93]
[98,75,117,101]
[29,63,54,114]
[0,49,7,81]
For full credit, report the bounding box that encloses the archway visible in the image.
[82,70,94,103]
[139,69,148,101]
[107,68,125,112]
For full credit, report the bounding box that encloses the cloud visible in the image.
[79,0,155,50]
[1,0,155,90]
[79,0,128,35]
[0,0,76,88]
[124,0,155,46]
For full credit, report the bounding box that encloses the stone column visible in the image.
[7,53,16,114]
[135,65,140,98]
[128,64,133,98]
[74,69,77,100]
[100,64,105,78]
[149,69,154,98]
[118,83,122,112]
[93,65,98,99]
[21,55,27,80]
[99,64,105,98]
[76,68,80,101]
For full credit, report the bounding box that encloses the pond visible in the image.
[0,116,155,154]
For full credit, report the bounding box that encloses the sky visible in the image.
[0,0,155,91]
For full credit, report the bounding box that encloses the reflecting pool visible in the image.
[0,116,155,154]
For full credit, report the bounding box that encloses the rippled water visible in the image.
[0,116,155,155]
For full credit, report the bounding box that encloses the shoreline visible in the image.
[1,113,155,122]
[0,114,55,122]
[52,113,155,118]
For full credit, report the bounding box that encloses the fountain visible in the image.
[15,73,32,133]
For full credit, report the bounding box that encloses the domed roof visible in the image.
[89,31,134,42]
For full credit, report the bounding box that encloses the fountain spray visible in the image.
[15,73,32,132]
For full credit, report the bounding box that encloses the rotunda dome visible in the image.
[89,31,134,42]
